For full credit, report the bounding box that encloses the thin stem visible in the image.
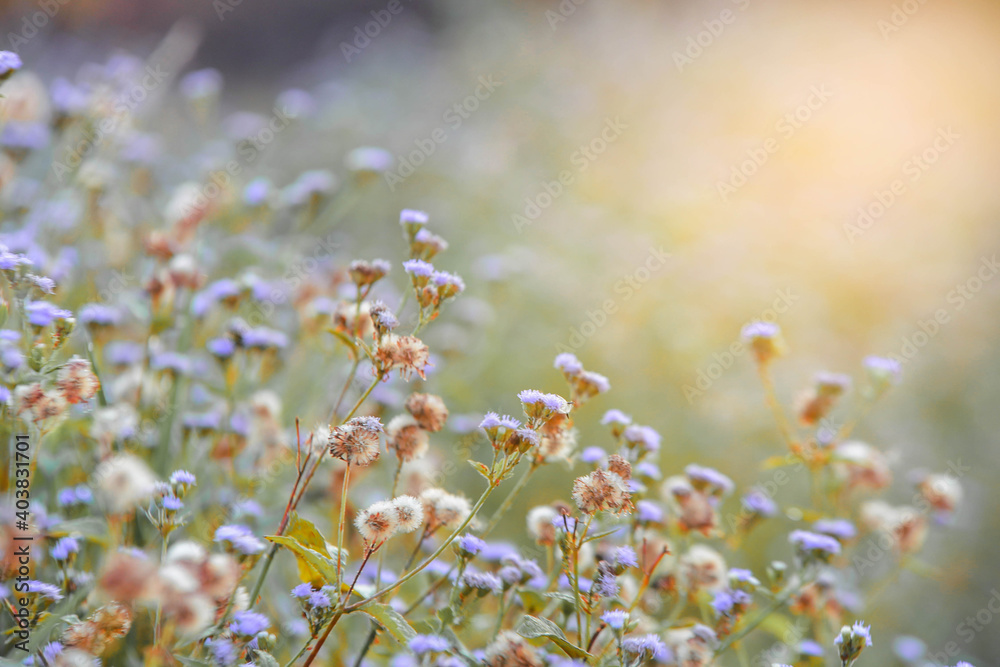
[301,547,374,667]
[715,576,804,654]
[757,363,796,448]
[336,464,352,585]
[482,461,538,536]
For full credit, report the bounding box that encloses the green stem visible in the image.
[336,464,352,586]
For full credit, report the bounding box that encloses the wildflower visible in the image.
[622,424,661,452]
[593,562,619,598]
[457,534,487,557]
[680,544,728,592]
[79,304,121,327]
[307,591,331,608]
[461,571,503,596]
[26,580,64,602]
[208,637,239,667]
[664,476,716,535]
[419,488,471,531]
[741,321,784,364]
[355,500,399,545]
[834,621,873,665]
[685,464,734,497]
[580,446,606,464]
[601,609,629,631]
[536,419,575,461]
[41,642,64,664]
[24,300,73,327]
[740,488,777,518]
[291,583,314,599]
[918,472,963,514]
[572,468,632,515]
[483,631,541,667]
[665,625,717,667]
[230,610,270,638]
[391,495,425,533]
[832,441,892,491]
[162,495,183,512]
[554,352,584,375]
[50,537,80,561]
[0,51,22,81]
[214,524,266,555]
[404,392,449,432]
[864,355,901,388]
[612,545,638,571]
[329,416,383,466]
[412,229,449,260]
[813,519,857,541]
[601,409,632,437]
[622,634,670,662]
[369,301,399,337]
[93,454,158,515]
[789,529,841,563]
[399,209,429,242]
[386,414,430,461]
[403,259,435,286]
[518,389,570,423]
[859,501,928,554]
[14,383,68,424]
[170,470,197,491]
[180,68,223,100]
[349,258,391,287]
[375,334,430,380]
[409,634,450,654]
[798,371,852,425]
[345,146,392,174]
[526,506,558,545]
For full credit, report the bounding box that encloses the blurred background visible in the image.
[3,0,999,663]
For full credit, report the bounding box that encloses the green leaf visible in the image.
[515,615,592,660]
[582,526,625,544]
[264,535,339,586]
[518,589,547,615]
[356,602,417,645]
[468,460,491,481]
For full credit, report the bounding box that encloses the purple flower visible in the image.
[789,530,841,558]
[741,488,777,517]
[207,337,236,358]
[41,642,64,664]
[623,424,661,451]
[409,634,449,654]
[593,569,619,598]
[621,634,670,661]
[517,389,545,405]
[214,524,266,555]
[231,610,270,637]
[105,341,144,365]
[150,351,191,375]
[241,327,288,350]
[601,409,631,426]
[741,321,780,341]
[79,304,121,326]
[461,571,502,594]
[635,461,661,480]
[50,537,79,561]
[457,533,486,557]
[208,637,238,667]
[864,355,902,385]
[26,580,63,601]
[799,639,824,656]
[291,583,314,598]
[399,209,429,226]
[613,546,638,569]
[403,259,435,278]
[554,352,583,375]
[0,51,23,77]
[24,300,72,327]
[170,470,197,486]
[685,464,734,495]
[1,122,50,151]
[891,636,924,661]
[813,518,856,540]
[580,446,606,464]
[601,609,628,630]
[307,591,331,608]
[162,495,183,511]
[180,68,223,99]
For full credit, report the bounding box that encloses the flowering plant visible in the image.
[0,51,972,667]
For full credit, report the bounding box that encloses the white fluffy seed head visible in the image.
[391,495,425,533]
[355,500,399,545]
[526,506,558,545]
[419,488,471,531]
[386,414,430,461]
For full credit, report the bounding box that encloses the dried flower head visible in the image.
[329,416,384,466]
[404,392,449,432]
[355,500,399,545]
[419,488,471,532]
[386,414,430,461]
[572,468,632,515]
